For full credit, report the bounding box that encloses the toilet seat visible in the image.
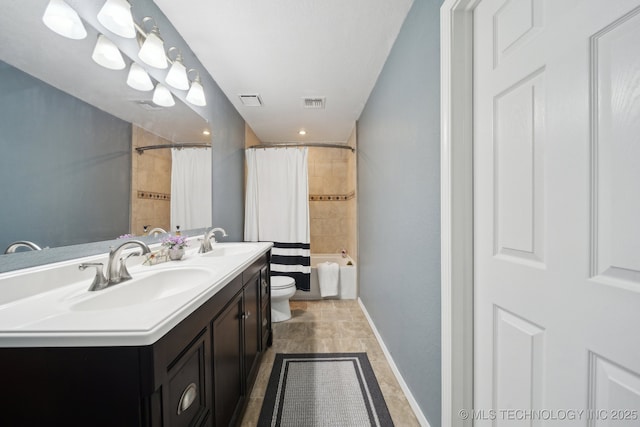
[271,276,295,290]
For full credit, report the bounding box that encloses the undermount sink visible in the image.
[201,243,261,257]
[70,267,212,311]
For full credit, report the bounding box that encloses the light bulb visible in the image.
[153,83,175,107]
[127,63,154,91]
[97,0,136,39]
[165,57,189,90]
[139,29,167,69]
[186,78,206,106]
[92,34,125,70]
[42,0,87,40]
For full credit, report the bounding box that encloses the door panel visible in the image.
[493,307,545,416]
[493,68,545,267]
[474,0,640,424]
[591,8,640,288]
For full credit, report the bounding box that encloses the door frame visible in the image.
[440,0,478,426]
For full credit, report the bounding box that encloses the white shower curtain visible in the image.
[171,148,212,232]
[244,147,311,291]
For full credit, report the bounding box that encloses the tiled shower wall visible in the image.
[308,128,357,261]
[130,125,172,236]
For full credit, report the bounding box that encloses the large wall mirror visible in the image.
[0,1,211,264]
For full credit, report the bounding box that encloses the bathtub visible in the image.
[291,254,357,300]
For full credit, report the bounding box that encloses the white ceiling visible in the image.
[0,0,209,144]
[154,0,414,143]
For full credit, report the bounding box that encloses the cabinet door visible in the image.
[212,292,243,427]
[243,271,261,389]
[166,331,210,427]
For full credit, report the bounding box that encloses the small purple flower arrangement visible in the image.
[162,235,189,250]
[118,233,134,239]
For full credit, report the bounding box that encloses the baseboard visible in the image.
[358,297,431,427]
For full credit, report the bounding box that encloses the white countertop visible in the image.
[0,240,272,347]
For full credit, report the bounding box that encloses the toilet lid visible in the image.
[271,276,295,289]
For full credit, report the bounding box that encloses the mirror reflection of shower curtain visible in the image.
[170,148,212,232]
[244,147,311,291]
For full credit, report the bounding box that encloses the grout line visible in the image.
[358,297,431,427]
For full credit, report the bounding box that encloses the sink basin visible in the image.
[70,268,212,311]
[201,243,260,258]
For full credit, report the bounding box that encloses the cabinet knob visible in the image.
[242,311,251,320]
[262,279,268,290]
[177,382,198,415]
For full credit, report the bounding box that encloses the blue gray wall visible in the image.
[357,0,442,424]
[0,60,131,251]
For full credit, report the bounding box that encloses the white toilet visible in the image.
[270,276,297,322]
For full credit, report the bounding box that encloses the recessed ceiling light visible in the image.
[203,130,211,136]
[298,130,306,135]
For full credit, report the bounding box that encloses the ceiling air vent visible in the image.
[239,94,263,107]
[302,97,325,109]
[132,100,163,111]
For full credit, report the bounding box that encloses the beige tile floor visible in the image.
[240,299,420,426]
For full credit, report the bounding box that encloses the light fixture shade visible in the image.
[165,59,189,90]
[127,63,154,91]
[138,31,167,69]
[42,0,87,40]
[97,0,136,39]
[92,34,126,70]
[153,83,175,107]
[186,79,206,106]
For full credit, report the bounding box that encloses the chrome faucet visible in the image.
[199,227,228,253]
[4,241,42,254]
[148,227,167,236]
[79,240,150,291]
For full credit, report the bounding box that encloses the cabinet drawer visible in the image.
[167,334,209,427]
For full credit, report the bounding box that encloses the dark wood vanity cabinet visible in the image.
[212,289,243,427]
[0,252,271,427]
[211,255,270,427]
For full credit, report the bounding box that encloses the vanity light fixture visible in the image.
[92,34,126,70]
[186,69,206,107]
[165,48,190,90]
[97,0,136,39]
[152,83,175,107]
[126,62,154,91]
[138,17,167,69]
[42,0,87,40]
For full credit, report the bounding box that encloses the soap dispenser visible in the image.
[176,225,181,236]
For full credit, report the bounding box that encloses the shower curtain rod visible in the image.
[247,142,355,152]
[135,143,211,154]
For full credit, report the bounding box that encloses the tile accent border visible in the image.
[137,191,171,201]
[309,191,355,202]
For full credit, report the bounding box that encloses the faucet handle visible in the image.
[79,263,108,292]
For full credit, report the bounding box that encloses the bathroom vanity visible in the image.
[0,241,272,427]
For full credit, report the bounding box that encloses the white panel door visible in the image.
[474,0,640,425]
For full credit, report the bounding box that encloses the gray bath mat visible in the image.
[258,353,394,427]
